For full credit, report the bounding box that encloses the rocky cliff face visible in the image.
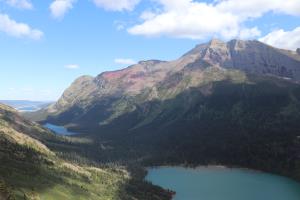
[183,39,300,80]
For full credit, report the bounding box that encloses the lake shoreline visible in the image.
[146,164,264,174]
[43,123,79,136]
[145,165,258,200]
[145,166,300,200]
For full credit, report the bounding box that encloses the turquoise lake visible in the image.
[146,167,300,200]
[44,123,78,135]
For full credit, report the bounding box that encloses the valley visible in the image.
[27,40,300,181]
[2,39,300,200]
[1,0,300,199]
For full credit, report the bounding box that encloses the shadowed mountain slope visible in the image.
[27,39,300,182]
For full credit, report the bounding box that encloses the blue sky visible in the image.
[0,0,299,101]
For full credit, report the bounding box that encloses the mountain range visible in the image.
[27,39,300,182]
[32,39,300,130]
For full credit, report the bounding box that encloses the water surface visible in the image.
[146,167,300,200]
[44,123,78,135]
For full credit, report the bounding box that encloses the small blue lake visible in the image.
[146,167,300,200]
[44,123,78,136]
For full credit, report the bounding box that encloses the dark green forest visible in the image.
[43,75,300,186]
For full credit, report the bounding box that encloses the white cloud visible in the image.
[65,64,80,69]
[0,14,43,39]
[216,0,300,19]
[128,0,300,40]
[114,58,136,65]
[140,11,157,20]
[114,20,127,31]
[4,0,33,9]
[128,1,240,39]
[238,27,261,39]
[50,0,76,19]
[92,0,140,11]
[259,27,300,50]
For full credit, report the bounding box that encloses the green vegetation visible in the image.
[17,40,300,198]
[42,74,300,183]
[9,73,300,199]
[0,141,129,200]
[0,104,173,200]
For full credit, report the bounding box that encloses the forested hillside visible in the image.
[0,104,172,200]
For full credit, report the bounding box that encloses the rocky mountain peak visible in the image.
[200,39,230,65]
[209,38,225,47]
[179,39,300,81]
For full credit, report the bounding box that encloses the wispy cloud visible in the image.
[49,0,139,19]
[65,64,80,69]
[4,0,33,10]
[50,0,76,19]
[114,58,136,65]
[0,14,43,40]
[92,0,140,11]
[260,27,300,50]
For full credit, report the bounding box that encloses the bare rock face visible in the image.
[227,40,300,79]
[183,39,300,80]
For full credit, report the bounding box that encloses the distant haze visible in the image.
[0,100,53,112]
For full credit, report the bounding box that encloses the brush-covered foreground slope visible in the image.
[0,103,156,200]
[28,39,300,181]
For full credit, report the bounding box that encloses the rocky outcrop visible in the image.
[183,39,300,80]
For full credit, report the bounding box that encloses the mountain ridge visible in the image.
[32,39,300,126]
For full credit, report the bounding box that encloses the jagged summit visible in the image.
[182,39,300,80]
[209,38,225,46]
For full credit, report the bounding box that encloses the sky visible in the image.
[0,0,300,101]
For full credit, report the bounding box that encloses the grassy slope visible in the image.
[0,104,132,200]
